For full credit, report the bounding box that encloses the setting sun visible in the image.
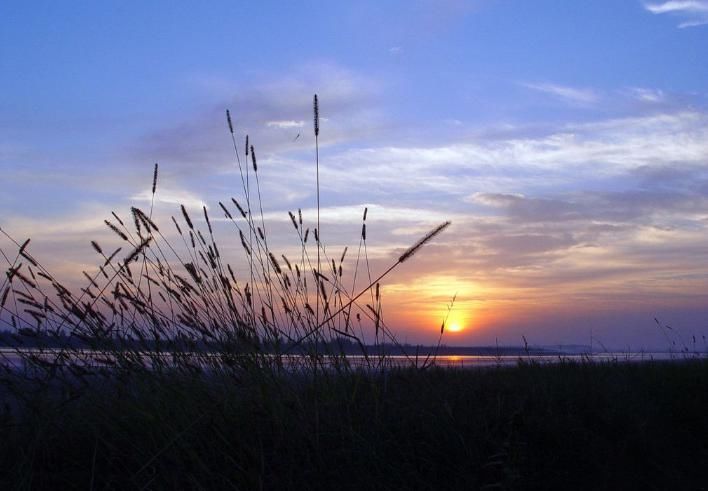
[447,321,464,333]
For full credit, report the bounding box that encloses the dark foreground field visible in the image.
[2,360,707,490]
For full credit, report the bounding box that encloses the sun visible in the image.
[447,321,463,333]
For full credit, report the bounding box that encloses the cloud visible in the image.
[257,203,460,226]
[628,87,666,103]
[522,82,600,105]
[469,186,708,228]
[304,111,708,201]
[132,62,384,174]
[643,1,708,27]
[644,0,708,13]
[130,187,207,210]
[266,120,305,129]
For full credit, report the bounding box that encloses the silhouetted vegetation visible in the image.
[2,360,707,489]
[1,100,705,489]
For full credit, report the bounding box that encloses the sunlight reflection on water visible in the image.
[1,349,703,371]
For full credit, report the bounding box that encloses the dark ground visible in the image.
[1,359,707,490]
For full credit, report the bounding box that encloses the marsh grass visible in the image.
[2,100,706,489]
[0,97,451,384]
[1,359,707,489]
[0,98,461,485]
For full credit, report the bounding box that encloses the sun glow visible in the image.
[446,320,464,333]
[384,275,486,338]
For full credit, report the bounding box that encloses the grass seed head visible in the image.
[313,94,320,137]
[226,109,234,134]
[152,163,158,195]
[398,221,451,264]
[181,205,194,230]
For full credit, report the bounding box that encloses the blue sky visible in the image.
[2,1,708,348]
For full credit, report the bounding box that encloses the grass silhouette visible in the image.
[0,96,451,382]
[1,100,706,489]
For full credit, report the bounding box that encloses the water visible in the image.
[339,351,697,369]
[1,348,700,371]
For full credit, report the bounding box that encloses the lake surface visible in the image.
[1,348,702,371]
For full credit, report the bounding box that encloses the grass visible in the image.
[0,96,450,378]
[1,99,707,489]
[2,360,707,489]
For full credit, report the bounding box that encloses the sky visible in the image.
[2,0,708,349]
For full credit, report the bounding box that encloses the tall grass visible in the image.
[0,97,451,391]
[2,100,707,489]
[0,99,458,488]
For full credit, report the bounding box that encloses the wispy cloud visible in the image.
[643,0,708,27]
[628,87,666,103]
[522,82,600,105]
[644,0,708,14]
[133,62,384,174]
[305,111,708,199]
[266,120,305,129]
[258,203,459,226]
[130,187,207,210]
